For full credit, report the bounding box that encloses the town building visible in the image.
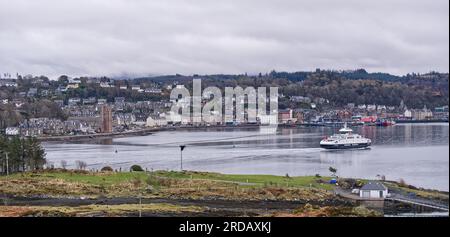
[83,97,97,105]
[97,99,107,104]
[359,182,388,199]
[66,83,79,89]
[101,106,113,133]
[146,116,168,127]
[5,127,20,136]
[0,79,18,87]
[27,88,38,97]
[278,109,294,124]
[68,98,81,106]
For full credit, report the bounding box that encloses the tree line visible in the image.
[0,136,46,175]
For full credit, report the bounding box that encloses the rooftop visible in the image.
[361,182,387,191]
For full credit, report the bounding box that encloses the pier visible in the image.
[386,197,449,212]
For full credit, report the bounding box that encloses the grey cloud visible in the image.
[0,0,448,78]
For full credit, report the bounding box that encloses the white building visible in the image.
[165,111,184,124]
[0,79,18,87]
[5,127,20,135]
[100,82,112,88]
[357,104,367,110]
[258,114,278,125]
[68,78,81,84]
[367,104,377,111]
[146,117,168,127]
[404,109,412,118]
[359,182,388,199]
[97,99,107,105]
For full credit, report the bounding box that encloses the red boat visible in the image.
[376,119,396,127]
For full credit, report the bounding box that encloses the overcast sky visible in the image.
[0,0,448,78]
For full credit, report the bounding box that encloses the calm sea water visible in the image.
[43,123,449,191]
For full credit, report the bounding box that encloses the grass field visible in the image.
[0,169,336,201]
[2,171,149,185]
[1,170,335,190]
[153,170,334,190]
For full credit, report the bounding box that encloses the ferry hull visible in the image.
[320,143,371,149]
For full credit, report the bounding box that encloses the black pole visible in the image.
[179,145,186,171]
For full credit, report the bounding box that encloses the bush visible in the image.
[130,165,144,172]
[338,178,356,190]
[399,178,407,187]
[146,175,162,188]
[101,166,113,172]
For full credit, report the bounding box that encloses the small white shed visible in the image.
[359,182,388,199]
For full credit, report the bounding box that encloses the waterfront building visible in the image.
[404,109,412,118]
[278,109,293,124]
[412,106,433,120]
[258,114,278,125]
[101,106,113,133]
[359,182,388,199]
[146,116,168,127]
[115,113,136,125]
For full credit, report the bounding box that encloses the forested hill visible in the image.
[269,69,448,84]
[135,69,448,84]
[133,70,448,108]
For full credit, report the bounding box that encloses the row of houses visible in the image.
[6,117,97,136]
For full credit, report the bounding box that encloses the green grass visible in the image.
[2,171,148,186]
[1,170,335,190]
[153,170,334,190]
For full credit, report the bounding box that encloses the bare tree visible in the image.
[60,160,67,170]
[75,160,87,170]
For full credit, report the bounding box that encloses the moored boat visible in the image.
[376,119,396,127]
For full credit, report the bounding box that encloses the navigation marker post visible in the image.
[179,145,186,171]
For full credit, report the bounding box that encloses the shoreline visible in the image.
[38,124,263,142]
[38,121,449,142]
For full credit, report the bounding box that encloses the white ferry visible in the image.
[320,124,371,149]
